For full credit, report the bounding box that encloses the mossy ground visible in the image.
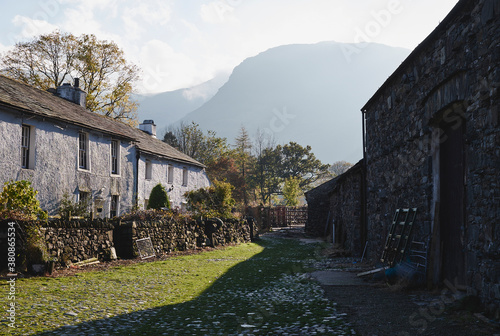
[2,237,352,335]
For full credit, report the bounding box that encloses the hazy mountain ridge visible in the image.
[135,72,230,131]
[138,41,410,164]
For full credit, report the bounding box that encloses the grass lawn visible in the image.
[2,237,353,335]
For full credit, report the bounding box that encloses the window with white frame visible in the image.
[79,132,89,170]
[111,140,120,175]
[167,165,174,184]
[110,195,119,218]
[182,167,188,186]
[21,124,35,169]
[145,159,152,180]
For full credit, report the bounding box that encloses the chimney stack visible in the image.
[55,78,86,107]
[139,120,157,138]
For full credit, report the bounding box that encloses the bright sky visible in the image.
[0,0,460,94]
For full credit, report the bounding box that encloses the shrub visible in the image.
[147,184,170,210]
[119,208,191,223]
[58,191,91,219]
[185,179,235,218]
[0,181,50,273]
[0,180,47,221]
[23,220,50,271]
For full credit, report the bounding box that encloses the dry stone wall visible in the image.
[1,217,251,271]
[115,218,250,259]
[43,220,114,263]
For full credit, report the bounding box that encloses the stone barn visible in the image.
[305,177,338,238]
[305,160,365,256]
[361,0,499,314]
[306,0,499,315]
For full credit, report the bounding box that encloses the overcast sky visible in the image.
[1,0,459,94]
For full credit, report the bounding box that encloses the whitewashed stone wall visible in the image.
[0,111,136,217]
[137,154,210,210]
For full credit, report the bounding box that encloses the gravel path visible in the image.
[266,226,499,336]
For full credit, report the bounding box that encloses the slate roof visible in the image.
[131,127,205,167]
[304,175,339,199]
[0,75,204,168]
[305,160,363,199]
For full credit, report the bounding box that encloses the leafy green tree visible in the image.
[282,177,302,206]
[201,130,232,165]
[185,180,235,218]
[249,141,329,205]
[278,142,330,190]
[147,184,170,210]
[251,146,282,206]
[248,130,275,206]
[235,126,252,159]
[165,125,328,208]
[163,130,179,149]
[0,180,47,220]
[234,126,252,207]
[1,30,140,124]
[206,156,246,205]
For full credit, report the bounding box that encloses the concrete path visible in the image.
[310,270,366,286]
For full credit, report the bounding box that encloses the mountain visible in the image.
[134,72,230,134]
[173,42,410,164]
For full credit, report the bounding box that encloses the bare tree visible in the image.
[163,122,230,165]
[1,31,77,89]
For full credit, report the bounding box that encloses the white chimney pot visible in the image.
[139,120,157,138]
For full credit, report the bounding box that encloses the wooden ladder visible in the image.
[381,208,418,267]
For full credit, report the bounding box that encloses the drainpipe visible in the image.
[361,109,368,256]
[134,150,140,209]
[362,109,367,163]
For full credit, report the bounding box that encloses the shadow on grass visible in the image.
[33,238,322,336]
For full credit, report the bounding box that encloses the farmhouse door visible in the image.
[439,119,466,286]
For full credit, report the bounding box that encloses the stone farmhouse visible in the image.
[307,0,499,314]
[0,75,210,218]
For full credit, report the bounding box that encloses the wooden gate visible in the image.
[266,206,308,227]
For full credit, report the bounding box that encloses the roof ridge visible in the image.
[0,74,204,167]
